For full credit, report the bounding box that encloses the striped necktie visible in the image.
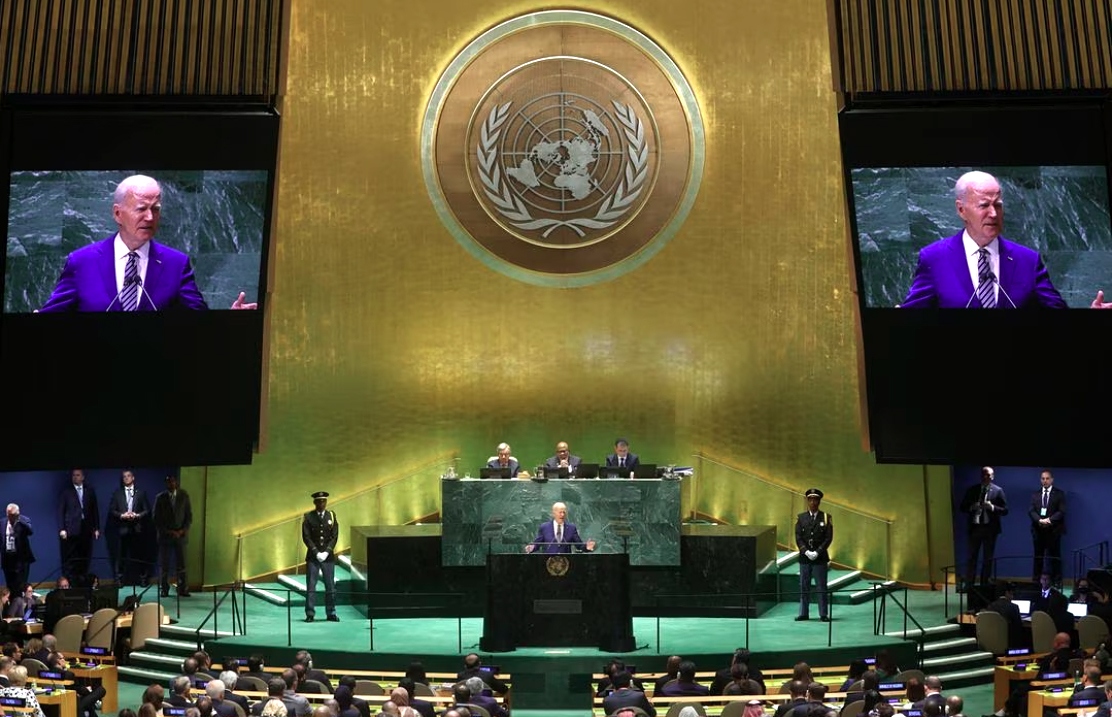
[975,248,996,309]
[121,251,139,311]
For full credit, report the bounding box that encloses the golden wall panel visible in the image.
[199,0,950,586]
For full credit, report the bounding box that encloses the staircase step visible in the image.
[118,665,178,686]
[935,665,995,689]
[777,552,800,568]
[922,637,979,656]
[277,574,307,594]
[885,623,962,640]
[921,651,994,669]
[130,650,187,668]
[338,555,365,584]
[162,623,235,639]
[145,637,200,654]
[244,582,291,606]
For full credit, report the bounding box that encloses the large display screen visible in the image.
[840,100,1112,466]
[5,169,268,313]
[852,165,1112,309]
[0,100,278,470]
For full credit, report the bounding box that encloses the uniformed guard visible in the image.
[302,491,339,622]
[795,487,833,622]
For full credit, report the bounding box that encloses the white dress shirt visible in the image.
[963,230,999,304]
[114,234,150,294]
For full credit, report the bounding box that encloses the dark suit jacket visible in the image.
[1071,686,1106,705]
[39,236,209,312]
[602,688,656,717]
[153,489,193,543]
[224,691,250,712]
[605,453,640,470]
[710,666,766,696]
[166,693,195,708]
[109,486,151,536]
[302,510,339,562]
[58,485,100,536]
[901,232,1067,309]
[0,515,36,569]
[456,668,507,695]
[304,668,332,693]
[1029,487,1066,534]
[960,481,1008,534]
[6,596,34,620]
[1092,699,1112,717]
[469,694,507,717]
[530,520,590,554]
[774,698,808,717]
[544,455,582,469]
[597,676,646,696]
[410,698,434,717]
[983,597,1025,647]
[658,681,709,697]
[795,511,833,564]
[484,459,520,477]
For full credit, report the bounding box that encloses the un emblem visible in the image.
[422,11,704,286]
[546,555,570,577]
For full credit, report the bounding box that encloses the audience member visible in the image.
[389,687,421,717]
[774,681,808,717]
[712,649,766,695]
[405,661,429,686]
[219,670,251,713]
[874,651,901,681]
[457,654,508,695]
[945,695,964,717]
[781,663,815,693]
[251,679,288,717]
[597,659,645,696]
[656,656,682,694]
[743,701,765,717]
[0,665,46,717]
[295,650,333,692]
[723,663,762,696]
[260,700,289,717]
[602,672,655,717]
[659,660,709,696]
[791,683,827,717]
[167,676,195,708]
[839,660,869,692]
[46,650,107,717]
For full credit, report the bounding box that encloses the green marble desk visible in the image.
[441,478,681,567]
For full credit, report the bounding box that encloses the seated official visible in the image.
[654,656,682,694]
[485,443,520,478]
[605,438,640,474]
[773,681,807,717]
[1072,667,1106,704]
[457,653,509,695]
[0,665,45,717]
[982,582,1026,649]
[710,649,766,695]
[602,672,655,717]
[658,660,710,697]
[525,502,595,554]
[544,442,582,473]
[463,677,508,717]
[597,659,646,696]
[46,651,107,717]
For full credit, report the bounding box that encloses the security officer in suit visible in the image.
[1029,469,1065,584]
[795,487,833,622]
[302,492,339,623]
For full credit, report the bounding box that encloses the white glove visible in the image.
[59,530,67,539]
[316,552,328,562]
[805,550,818,561]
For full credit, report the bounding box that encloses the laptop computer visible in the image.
[576,463,600,479]
[542,466,570,479]
[1068,602,1089,618]
[480,467,511,479]
[1011,598,1032,616]
[632,463,658,478]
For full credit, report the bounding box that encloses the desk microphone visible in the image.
[988,271,1018,308]
[104,275,141,312]
[133,276,159,311]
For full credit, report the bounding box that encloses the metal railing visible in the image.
[233,454,453,582]
[691,453,894,579]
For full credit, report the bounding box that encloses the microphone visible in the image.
[988,271,1018,308]
[132,276,160,311]
[104,274,142,312]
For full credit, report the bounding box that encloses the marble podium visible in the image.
[440,478,681,567]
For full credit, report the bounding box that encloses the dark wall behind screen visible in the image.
[0,467,174,585]
[951,464,1110,582]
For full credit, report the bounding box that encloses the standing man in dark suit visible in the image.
[153,474,192,597]
[109,469,151,585]
[301,492,339,623]
[605,438,640,476]
[58,469,99,583]
[795,487,833,622]
[525,502,595,555]
[960,466,1008,587]
[0,504,34,594]
[1029,470,1066,585]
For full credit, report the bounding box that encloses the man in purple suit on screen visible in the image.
[525,501,596,555]
[37,174,257,312]
[901,170,1112,309]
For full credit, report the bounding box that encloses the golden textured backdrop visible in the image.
[198,0,953,585]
